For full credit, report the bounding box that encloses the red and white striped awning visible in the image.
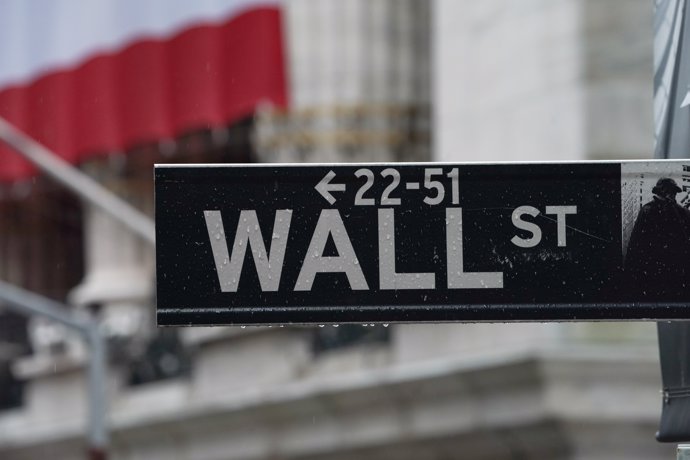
[0,0,288,181]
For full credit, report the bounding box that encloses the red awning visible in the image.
[0,0,288,182]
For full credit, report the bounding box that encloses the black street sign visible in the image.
[156,161,690,325]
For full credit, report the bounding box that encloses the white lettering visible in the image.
[295,210,369,291]
[446,208,503,289]
[204,210,292,292]
[511,206,542,248]
[378,209,435,290]
[545,205,577,247]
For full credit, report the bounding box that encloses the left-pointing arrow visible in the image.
[315,170,346,205]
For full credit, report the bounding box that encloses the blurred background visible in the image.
[0,0,673,459]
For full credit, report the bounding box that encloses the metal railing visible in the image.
[0,116,155,245]
[0,281,108,459]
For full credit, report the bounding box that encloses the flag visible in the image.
[0,0,288,181]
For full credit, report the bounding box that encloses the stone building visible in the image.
[0,1,675,459]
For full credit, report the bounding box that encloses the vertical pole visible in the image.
[655,0,690,447]
[86,326,108,460]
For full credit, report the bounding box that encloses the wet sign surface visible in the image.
[156,161,690,325]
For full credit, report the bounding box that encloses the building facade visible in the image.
[0,1,675,459]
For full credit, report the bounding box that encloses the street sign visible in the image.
[156,161,690,325]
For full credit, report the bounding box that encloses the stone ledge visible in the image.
[0,345,669,459]
[12,351,85,380]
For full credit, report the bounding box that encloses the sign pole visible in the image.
[653,0,690,445]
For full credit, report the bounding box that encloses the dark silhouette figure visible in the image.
[625,178,690,301]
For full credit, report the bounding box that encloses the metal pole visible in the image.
[0,280,90,330]
[86,327,108,460]
[0,280,108,459]
[0,116,155,245]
